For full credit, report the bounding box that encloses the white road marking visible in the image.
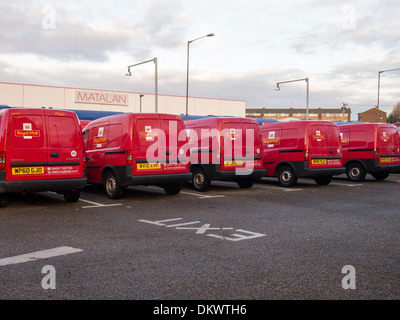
[179,191,226,199]
[254,185,303,192]
[79,199,123,209]
[331,182,363,187]
[0,246,83,267]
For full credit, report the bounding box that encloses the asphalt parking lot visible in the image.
[0,173,400,301]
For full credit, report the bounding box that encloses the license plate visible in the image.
[380,157,391,163]
[312,159,327,165]
[224,160,243,166]
[137,163,161,170]
[12,167,45,175]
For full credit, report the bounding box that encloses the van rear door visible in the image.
[326,125,343,168]
[161,117,188,174]
[309,124,328,169]
[378,126,400,165]
[46,111,83,180]
[6,109,48,181]
[221,120,244,170]
[133,116,164,176]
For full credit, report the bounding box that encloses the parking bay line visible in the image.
[0,246,83,267]
[79,199,123,209]
[254,185,303,192]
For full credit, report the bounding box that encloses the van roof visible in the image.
[185,117,258,127]
[260,120,338,130]
[339,123,397,130]
[84,112,183,126]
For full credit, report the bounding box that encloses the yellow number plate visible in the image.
[12,167,45,175]
[380,157,391,163]
[137,163,161,170]
[312,159,327,165]
[224,161,243,166]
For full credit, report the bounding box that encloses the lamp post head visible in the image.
[125,69,132,76]
[207,33,215,37]
[275,84,280,91]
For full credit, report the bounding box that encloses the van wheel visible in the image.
[237,178,254,188]
[63,190,80,203]
[192,167,211,192]
[277,165,297,187]
[371,172,389,180]
[163,183,182,195]
[346,163,366,182]
[314,176,332,186]
[104,171,124,199]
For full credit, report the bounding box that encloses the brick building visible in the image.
[358,107,387,123]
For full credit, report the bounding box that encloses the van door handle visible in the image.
[329,150,333,154]
[166,151,171,155]
[50,152,60,158]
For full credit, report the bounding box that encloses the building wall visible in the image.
[359,108,387,123]
[247,112,351,122]
[0,82,246,117]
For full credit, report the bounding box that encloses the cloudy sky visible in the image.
[0,0,399,120]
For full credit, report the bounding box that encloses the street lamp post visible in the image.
[275,78,309,120]
[185,33,215,121]
[126,58,158,113]
[377,68,400,122]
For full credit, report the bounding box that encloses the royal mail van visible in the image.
[184,117,266,191]
[0,108,87,204]
[79,120,91,130]
[339,123,400,181]
[260,121,345,187]
[82,113,192,198]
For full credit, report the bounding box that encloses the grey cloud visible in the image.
[0,0,187,62]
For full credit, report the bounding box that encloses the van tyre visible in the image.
[371,172,389,180]
[237,178,254,188]
[104,171,124,199]
[163,183,182,195]
[63,190,80,203]
[277,165,297,187]
[192,167,211,192]
[314,176,332,186]
[346,163,366,182]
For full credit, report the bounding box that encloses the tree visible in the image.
[389,102,400,122]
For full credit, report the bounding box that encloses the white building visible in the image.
[0,82,245,119]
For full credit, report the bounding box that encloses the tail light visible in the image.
[82,151,87,168]
[304,149,309,160]
[126,150,133,166]
[0,151,5,170]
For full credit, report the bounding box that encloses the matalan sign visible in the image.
[75,90,128,106]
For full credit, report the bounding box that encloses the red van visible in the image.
[0,108,87,204]
[79,120,91,130]
[260,121,345,187]
[339,123,400,181]
[82,113,192,198]
[184,117,266,191]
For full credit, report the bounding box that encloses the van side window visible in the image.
[48,116,79,148]
[107,124,122,149]
[281,129,298,148]
[11,115,45,148]
[349,130,367,148]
